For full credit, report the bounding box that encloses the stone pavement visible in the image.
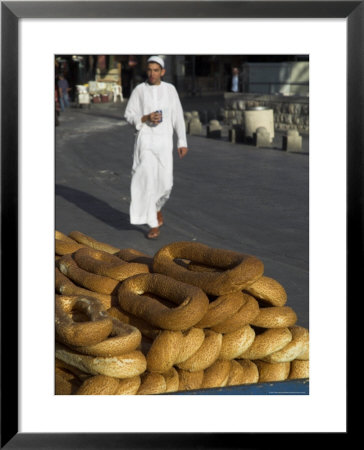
[55,99,309,328]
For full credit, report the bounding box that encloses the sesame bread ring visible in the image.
[55,358,89,382]
[107,306,161,341]
[227,360,259,386]
[56,230,85,246]
[296,333,309,360]
[68,231,120,254]
[219,325,256,360]
[137,372,166,395]
[201,360,231,389]
[177,369,204,392]
[68,317,142,357]
[245,276,287,306]
[118,273,209,331]
[57,254,121,295]
[145,328,205,373]
[250,306,297,328]
[55,368,82,395]
[238,327,293,360]
[226,360,244,387]
[55,268,115,309]
[55,295,113,347]
[114,376,142,394]
[236,360,260,384]
[176,330,222,372]
[146,330,183,373]
[152,242,264,296]
[211,294,260,333]
[254,360,291,383]
[163,367,180,393]
[55,343,147,379]
[195,292,246,329]
[187,262,223,273]
[288,359,309,379]
[73,247,149,282]
[116,248,153,270]
[77,375,121,395]
[56,230,73,241]
[55,238,86,256]
[174,328,206,364]
[76,375,141,395]
[135,368,179,394]
[262,326,309,363]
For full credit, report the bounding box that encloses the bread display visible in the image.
[54,230,309,395]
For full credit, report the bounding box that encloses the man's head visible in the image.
[146,56,166,85]
[232,67,239,75]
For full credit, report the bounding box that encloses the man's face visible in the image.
[233,68,239,75]
[147,63,165,85]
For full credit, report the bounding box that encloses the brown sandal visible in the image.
[147,227,160,239]
[157,211,164,227]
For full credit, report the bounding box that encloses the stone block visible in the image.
[188,117,202,135]
[285,114,293,125]
[207,120,222,139]
[283,129,303,151]
[274,104,282,114]
[294,104,302,115]
[209,120,222,130]
[184,112,192,121]
[254,127,271,147]
[238,101,245,111]
[244,109,274,142]
[293,116,301,126]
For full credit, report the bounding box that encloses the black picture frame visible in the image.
[1,1,356,447]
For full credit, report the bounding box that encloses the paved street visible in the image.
[55,99,309,328]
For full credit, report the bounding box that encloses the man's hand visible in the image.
[142,111,162,125]
[177,147,188,159]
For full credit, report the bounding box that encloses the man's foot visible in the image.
[157,211,164,227]
[147,227,160,239]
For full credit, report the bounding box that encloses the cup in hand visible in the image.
[156,110,163,123]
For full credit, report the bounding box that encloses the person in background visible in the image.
[230,67,241,93]
[57,74,71,111]
[124,56,188,239]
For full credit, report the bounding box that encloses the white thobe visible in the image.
[124,81,187,228]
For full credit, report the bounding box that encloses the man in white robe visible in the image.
[124,56,188,238]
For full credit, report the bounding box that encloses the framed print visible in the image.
[1,0,358,447]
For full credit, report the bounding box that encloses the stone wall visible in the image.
[224,93,309,134]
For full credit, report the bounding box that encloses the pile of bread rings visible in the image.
[55,230,309,395]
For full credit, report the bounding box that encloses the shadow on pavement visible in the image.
[55,184,144,234]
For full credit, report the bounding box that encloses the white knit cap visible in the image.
[147,55,165,68]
